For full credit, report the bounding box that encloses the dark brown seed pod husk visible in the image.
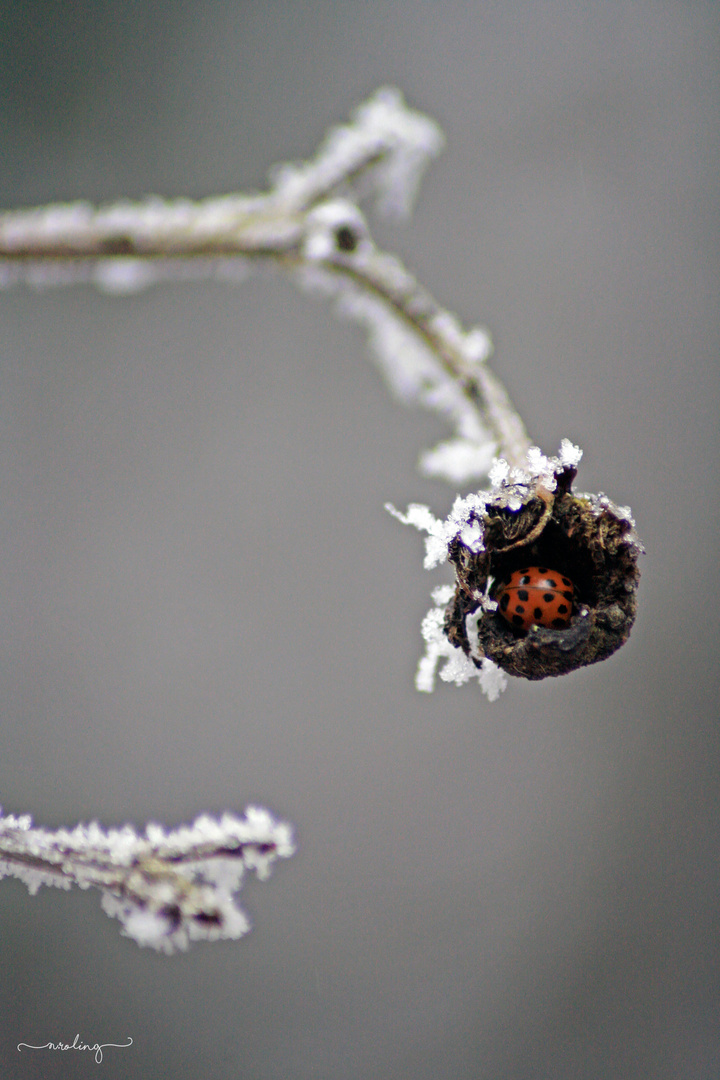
[444,464,642,680]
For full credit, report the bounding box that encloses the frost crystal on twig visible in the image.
[0,807,294,953]
[414,583,508,700]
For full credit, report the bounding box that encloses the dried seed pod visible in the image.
[443,454,642,681]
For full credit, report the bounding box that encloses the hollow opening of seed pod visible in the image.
[488,517,598,627]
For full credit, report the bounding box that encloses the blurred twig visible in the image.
[0,87,530,477]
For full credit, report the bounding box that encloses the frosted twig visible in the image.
[0,87,530,478]
[0,806,294,953]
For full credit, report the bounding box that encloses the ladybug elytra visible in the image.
[497,567,574,632]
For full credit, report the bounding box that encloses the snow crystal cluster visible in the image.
[389,440,583,567]
[0,806,294,953]
[415,583,508,701]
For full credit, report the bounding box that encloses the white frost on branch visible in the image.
[0,86,527,484]
[271,85,445,220]
[295,196,497,482]
[0,806,294,953]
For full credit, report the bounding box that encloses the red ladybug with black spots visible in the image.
[496,567,574,632]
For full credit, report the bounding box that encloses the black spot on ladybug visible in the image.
[518,589,529,600]
[500,594,510,611]
[557,604,568,614]
[543,593,554,602]
[533,607,543,619]
[538,567,548,574]
[562,590,573,601]
[546,578,557,587]
[512,615,524,627]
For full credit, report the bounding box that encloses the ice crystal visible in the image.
[386,488,489,570]
[414,588,507,700]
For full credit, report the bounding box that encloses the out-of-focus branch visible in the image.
[0,807,294,953]
[0,87,530,478]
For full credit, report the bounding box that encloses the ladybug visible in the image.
[496,567,574,632]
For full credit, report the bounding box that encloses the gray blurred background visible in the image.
[1,2,718,1077]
